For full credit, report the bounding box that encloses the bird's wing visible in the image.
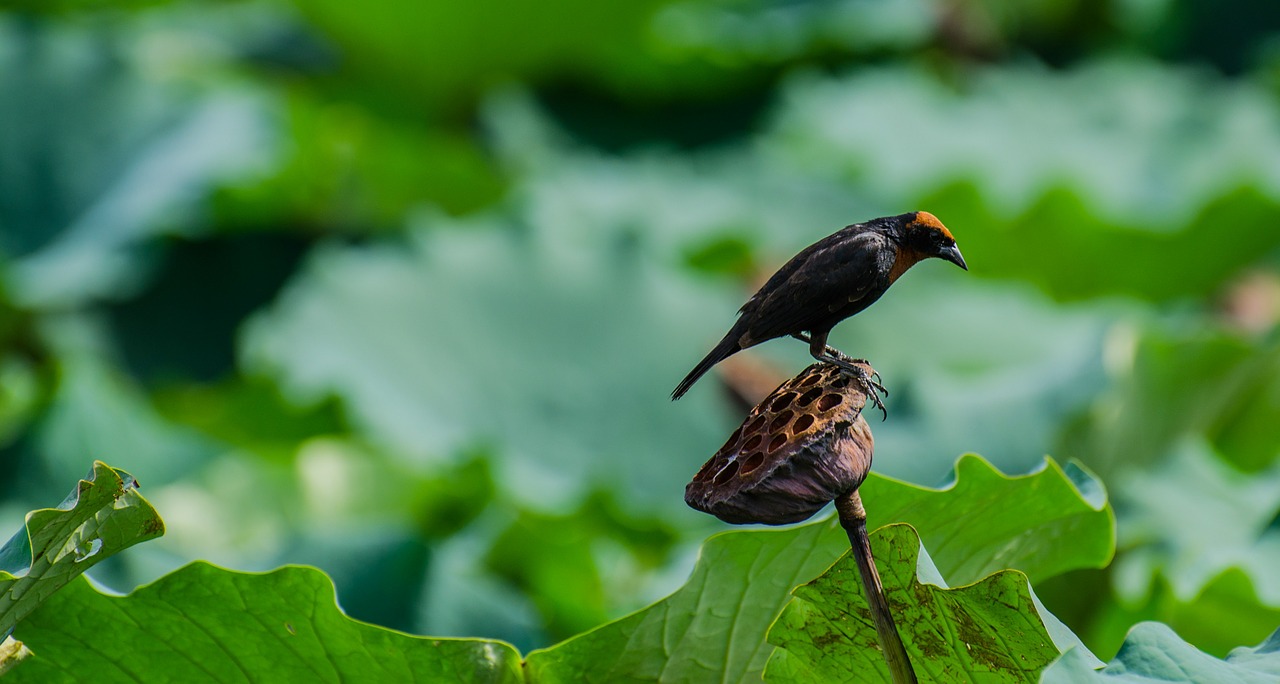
[739,231,893,345]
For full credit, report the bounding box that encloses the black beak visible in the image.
[941,243,967,271]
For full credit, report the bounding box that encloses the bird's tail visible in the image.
[671,336,741,400]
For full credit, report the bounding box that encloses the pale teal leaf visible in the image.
[1040,623,1280,684]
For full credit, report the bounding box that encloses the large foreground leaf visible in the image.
[862,454,1113,586]
[523,518,845,683]
[1041,622,1280,683]
[10,454,1111,682]
[765,524,1059,683]
[0,461,163,639]
[523,453,1109,682]
[9,563,521,684]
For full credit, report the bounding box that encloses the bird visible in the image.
[671,211,967,411]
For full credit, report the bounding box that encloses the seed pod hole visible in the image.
[694,458,726,482]
[793,414,815,433]
[712,460,740,485]
[718,425,745,453]
[797,387,823,407]
[685,361,879,527]
[769,410,794,432]
[817,394,843,411]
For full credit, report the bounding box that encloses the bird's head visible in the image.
[896,211,966,271]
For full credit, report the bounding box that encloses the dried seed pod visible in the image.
[685,362,874,525]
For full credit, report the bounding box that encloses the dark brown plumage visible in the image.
[671,211,966,406]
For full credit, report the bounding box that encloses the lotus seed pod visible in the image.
[685,362,874,525]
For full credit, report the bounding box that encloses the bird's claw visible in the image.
[859,371,889,421]
[840,358,882,388]
[826,350,885,393]
[802,338,888,418]
[817,355,888,420]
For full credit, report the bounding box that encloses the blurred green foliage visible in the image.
[1,0,1279,671]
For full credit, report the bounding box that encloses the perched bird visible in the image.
[671,211,966,409]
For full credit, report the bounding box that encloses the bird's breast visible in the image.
[886,248,925,284]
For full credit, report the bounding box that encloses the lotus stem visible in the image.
[835,490,916,684]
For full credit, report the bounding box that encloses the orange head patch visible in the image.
[907,211,953,240]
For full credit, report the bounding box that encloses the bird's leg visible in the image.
[791,333,884,387]
[791,333,871,367]
[798,332,888,419]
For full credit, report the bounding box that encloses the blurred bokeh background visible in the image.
[2,0,1279,660]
